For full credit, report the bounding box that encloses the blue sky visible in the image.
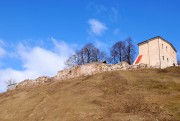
[0,0,180,92]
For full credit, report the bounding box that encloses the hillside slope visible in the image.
[0,67,180,121]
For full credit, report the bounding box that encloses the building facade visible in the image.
[134,36,177,68]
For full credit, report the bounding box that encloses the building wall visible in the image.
[139,43,149,65]
[159,39,177,68]
[138,38,160,68]
[148,38,161,67]
[137,37,177,68]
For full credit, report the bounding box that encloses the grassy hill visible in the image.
[0,67,180,121]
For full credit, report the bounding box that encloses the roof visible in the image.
[138,36,177,52]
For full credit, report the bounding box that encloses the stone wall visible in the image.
[12,62,148,90]
[55,62,124,80]
[15,76,53,89]
[54,62,147,81]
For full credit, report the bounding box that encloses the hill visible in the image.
[0,67,180,121]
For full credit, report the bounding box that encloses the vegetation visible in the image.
[65,37,136,68]
[0,67,179,121]
[65,43,106,68]
[6,79,16,90]
[110,37,136,64]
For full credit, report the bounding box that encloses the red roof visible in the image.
[135,55,143,64]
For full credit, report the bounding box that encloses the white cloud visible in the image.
[87,2,119,23]
[109,7,119,22]
[0,47,5,58]
[19,46,63,76]
[0,39,6,58]
[87,2,107,15]
[0,38,74,92]
[0,69,30,91]
[113,28,121,35]
[51,37,74,57]
[0,39,4,45]
[88,19,107,36]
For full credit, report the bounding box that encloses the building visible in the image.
[134,36,177,68]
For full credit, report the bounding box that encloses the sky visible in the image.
[0,0,180,92]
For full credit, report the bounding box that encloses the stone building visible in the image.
[134,36,177,68]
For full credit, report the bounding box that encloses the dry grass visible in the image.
[0,67,180,121]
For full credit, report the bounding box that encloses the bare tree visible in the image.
[110,40,126,64]
[95,51,106,62]
[65,43,106,68]
[124,37,136,64]
[110,46,118,64]
[79,43,106,63]
[6,79,17,90]
[64,54,78,69]
[116,41,126,62]
[82,43,94,63]
[76,50,83,65]
[78,49,85,65]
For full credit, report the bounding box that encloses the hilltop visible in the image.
[0,67,180,121]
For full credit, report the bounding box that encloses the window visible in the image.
[166,46,167,51]
[167,58,169,62]
[162,56,164,60]
[162,44,163,49]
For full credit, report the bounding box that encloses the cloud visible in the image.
[0,38,74,92]
[113,28,121,35]
[51,37,74,57]
[0,39,4,45]
[87,2,119,23]
[109,7,119,22]
[0,69,29,91]
[87,1,107,15]
[0,39,6,58]
[88,19,107,36]
[0,47,5,58]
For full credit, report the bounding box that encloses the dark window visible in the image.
[166,46,167,51]
[167,58,168,62]
[162,56,164,60]
[162,44,163,49]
